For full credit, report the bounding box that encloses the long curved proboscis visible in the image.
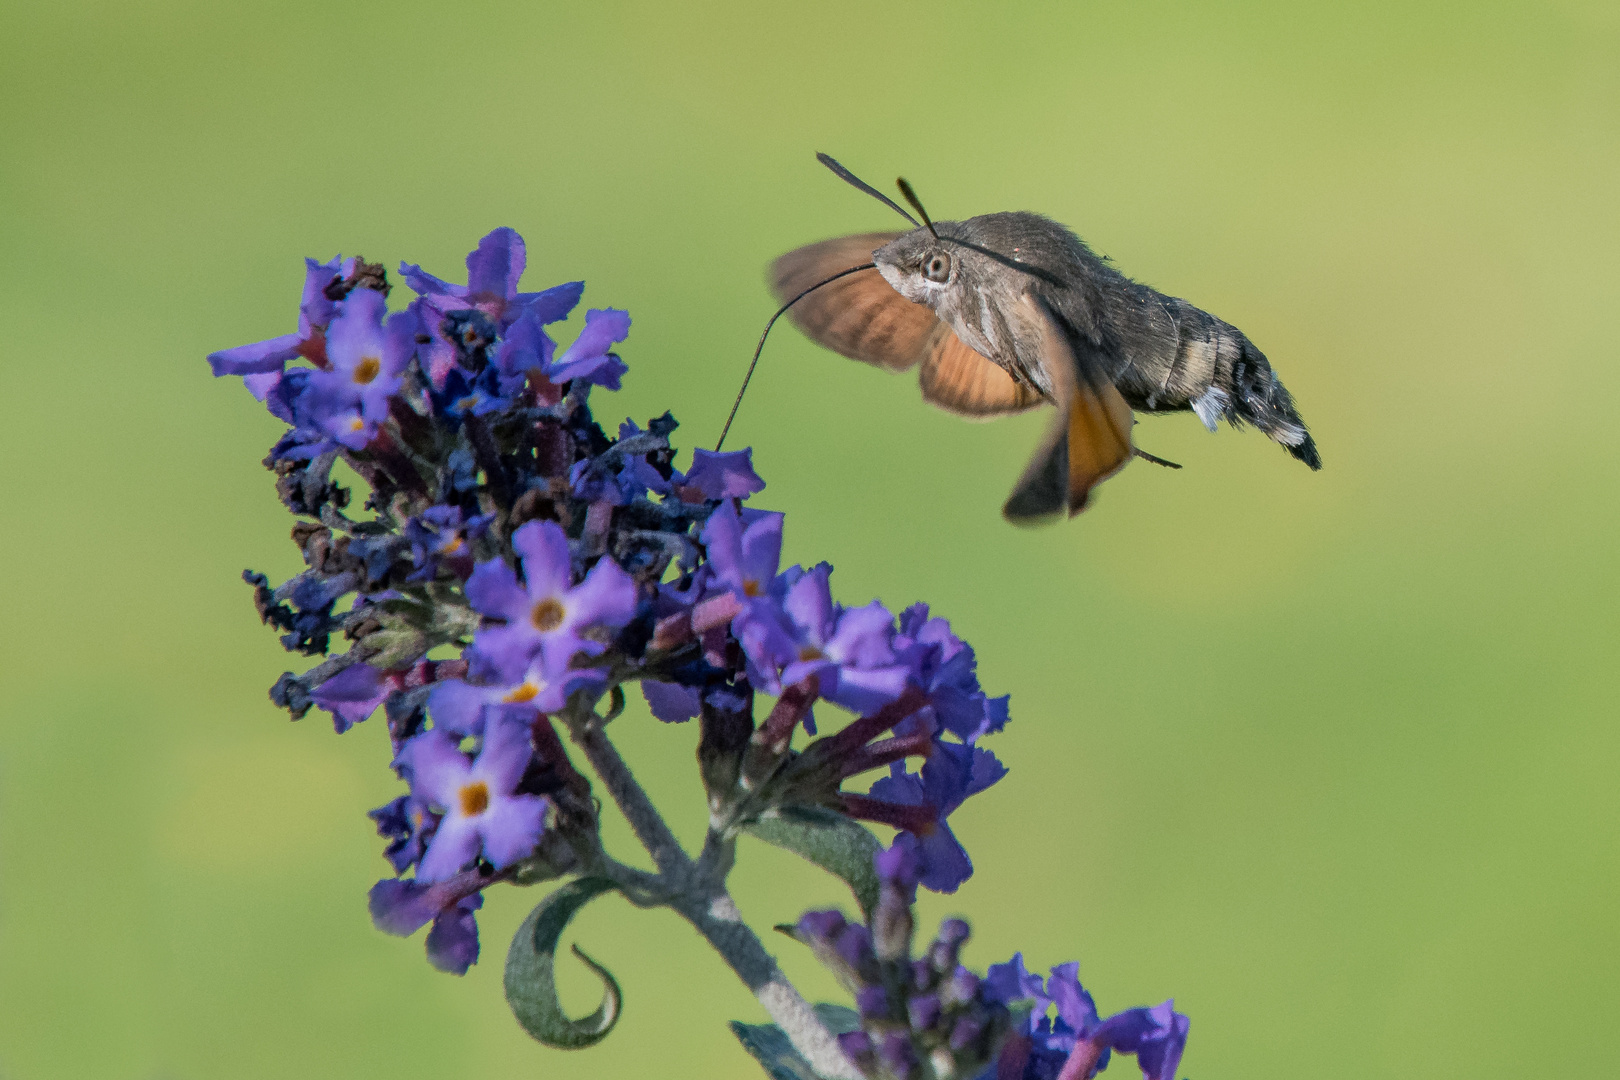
[715,261,879,451]
[816,153,921,229]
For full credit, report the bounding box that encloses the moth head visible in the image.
[874,229,959,303]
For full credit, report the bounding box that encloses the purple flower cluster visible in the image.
[214,227,1008,964]
[644,498,1011,892]
[215,225,1188,1079]
[983,953,1189,1080]
[796,841,1189,1080]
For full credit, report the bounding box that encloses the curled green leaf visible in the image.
[503,876,623,1049]
[744,805,883,920]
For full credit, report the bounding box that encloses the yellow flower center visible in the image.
[353,355,382,384]
[441,535,464,555]
[531,597,566,632]
[503,682,540,704]
[347,417,365,432]
[743,579,762,598]
[458,780,490,817]
[798,645,825,662]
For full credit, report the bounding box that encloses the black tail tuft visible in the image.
[1231,338,1321,470]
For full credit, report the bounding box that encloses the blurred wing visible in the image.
[769,233,938,372]
[918,326,1044,418]
[1003,295,1135,522]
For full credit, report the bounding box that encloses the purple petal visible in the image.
[477,794,548,868]
[511,520,574,598]
[298,255,346,335]
[868,764,927,808]
[241,369,284,401]
[424,894,483,975]
[984,952,1050,1018]
[368,878,439,937]
[827,601,898,667]
[1048,963,1100,1037]
[325,288,389,376]
[547,349,627,390]
[966,745,1008,798]
[494,310,555,376]
[417,814,482,882]
[517,281,584,324]
[311,662,388,733]
[822,664,909,715]
[395,730,472,809]
[737,513,784,591]
[465,557,527,620]
[567,555,639,633]
[553,307,630,367]
[472,715,538,795]
[915,823,973,893]
[1085,1002,1188,1080]
[685,448,766,500]
[467,624,544,684]
[208,333,303,377]
[642,680,701,723]
[782,566,836,643]
[427,679,492,736]
[465,227,526,298]
[399,261,466,301]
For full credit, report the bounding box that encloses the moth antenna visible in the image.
[816,152,921,228]
[895,177,939,240]
[715,262,879,452]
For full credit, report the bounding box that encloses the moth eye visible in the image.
[923,253,952,283]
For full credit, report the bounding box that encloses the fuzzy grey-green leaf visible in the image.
[729,1019,820,1080]
[503,877,623,1049]
[744,806,883,919]
[730,1004,862,1080]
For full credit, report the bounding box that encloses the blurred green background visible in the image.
[2,1,1616,1077]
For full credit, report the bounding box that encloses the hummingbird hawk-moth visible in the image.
[730,154,1320,523]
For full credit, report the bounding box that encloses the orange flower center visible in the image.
[743,579,762,598]
[458,780,490,817]
[503,682,540,704]
[531,597,566,632]
[441,535,464,555]
[798,645,825,662]
[353,356,381,384]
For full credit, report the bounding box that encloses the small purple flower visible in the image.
[984,952,1053,1021]
[405,505,494,581]
[464,519,639,678]
[896,603,1009,742]
[394,720,549,882]
[543,308,630,389]
[400,227,583,331]
[683,448,765,501]
[1088,1002,1189,1080]
[299,288,413,449]
[207,254,344,378]
[428,648,603,735]
[867,740,1006,892]
[493,309,555,377]
[310,661,389,733]
[735,565,910,715]
[367,877,485,975]
[700,501,782,603]
[369,793,437,874]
